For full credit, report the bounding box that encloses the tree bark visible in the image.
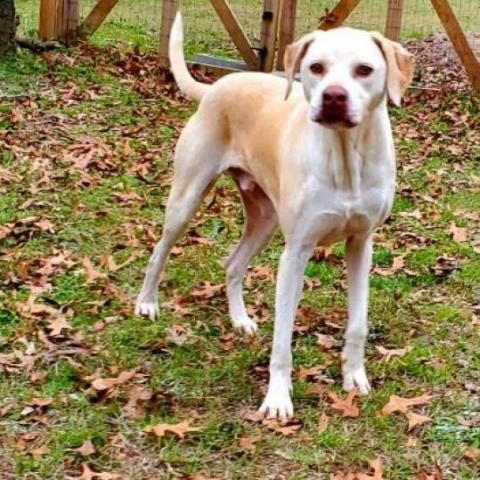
[0,0,16,56]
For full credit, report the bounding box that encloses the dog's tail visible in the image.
[169,13,209,101]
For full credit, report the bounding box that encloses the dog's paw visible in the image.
[232,316,258,336]
[342,366,371,395]
[258,387,294,421]
[135,298,159,320]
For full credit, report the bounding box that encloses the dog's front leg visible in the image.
[342,234,373,394]
[259,242,314,420]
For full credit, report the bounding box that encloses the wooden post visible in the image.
[209,0,259,70]
[385,0,405,41]
[276,0,297,71]
[260,0,281,72]
[158,0,179,67]
[430,0,480,89]
[319,0,362,30]
[78,0,120,38]
[39,0,79,43]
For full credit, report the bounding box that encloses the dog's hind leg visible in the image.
[136,127,225,319]
[224,170,278,335]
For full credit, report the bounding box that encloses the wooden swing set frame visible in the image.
[38,0,479,89]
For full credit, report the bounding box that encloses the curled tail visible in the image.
[169,13,210,101]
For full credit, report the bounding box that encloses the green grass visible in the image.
[15,0,480,57]
[0,41,479,479]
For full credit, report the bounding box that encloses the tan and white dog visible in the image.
[136,13,414,419]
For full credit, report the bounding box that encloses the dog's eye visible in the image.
[355,64,374,77]
[310,63,325,75]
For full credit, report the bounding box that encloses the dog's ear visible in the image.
[284,34,315,100]
[370,32,415,107]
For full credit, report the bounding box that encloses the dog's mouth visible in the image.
[314,115,358,129]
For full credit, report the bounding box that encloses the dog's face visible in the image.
[284,28,414,130]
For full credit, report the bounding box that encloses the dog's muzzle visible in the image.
[313,86,358,129]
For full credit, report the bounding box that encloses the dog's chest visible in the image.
[302,185,392,244]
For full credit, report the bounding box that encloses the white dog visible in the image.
[136,13,414,419]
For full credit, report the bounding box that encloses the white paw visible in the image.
[135,298,159,320]
[258,385,293,420]
[342,366,371,395]
[232,316,258,336]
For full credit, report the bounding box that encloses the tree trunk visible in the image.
[0,0,16,56]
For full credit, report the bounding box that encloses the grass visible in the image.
[15,0,480,56]
[0,40,479,479]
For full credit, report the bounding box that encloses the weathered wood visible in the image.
[210,0,259,70]
[78,0,120,38]
[259,0,281,72]
[158,0,179,67]
[276,0,297,70]
[39,0,57,40]
[319,0,362,30]
[0,0,16,55]
[430,0,480,89]
[385,0,405,41]
[39,0,79,43]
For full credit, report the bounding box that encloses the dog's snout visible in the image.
[322,86,348,106]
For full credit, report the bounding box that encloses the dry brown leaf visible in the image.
[356,458,384,480]
[166,324,189,345]
[406,436,419,447]
[191,282,225,300]
[70,439,96,456]
[316,334,341,350]
[266,421,301,436]
[381,393,432,415]
[243,409,265,423]
[317,412,330,434]
[83,257,107,283]
[30,444,50,456]
[144,419,201,439]
[123,386,153,419]
[327,389,360,418]
[298,364,328,382]
[406,412,432,431]
[375,345,410,362]
[90,369,137,391]
[331,472,356,480]
[28,397,53,408]
[464,447,480,460]
[238,435,260,452]
[78,463,116,480]
[47,316,71,336]
[448,223,468,243]
[374,255,405,276]
[416,467,443,480]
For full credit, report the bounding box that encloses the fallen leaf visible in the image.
[374,255,405,276]
[316,334,341,350]
[266,420,301,436]
[448,223,468,242]
[317,412,329,434]
[298,364,328,382]
[331,472,356,480]
[416,467,443,480]
[70,439,96,456]
[327,389,360,418]
[190,282,224,300]
[464,447,480,460]
[166,324,189,345]
[83,257,107,283]
[31,444,50,456]
[28,397,53,408]
[406,436,418,447]
[238,435,260,452]
[356,458,383,480]
[90,369,137,391]
[406,411,432,431]
[144,419,201,439]
[375,345,410,362]
[47,316,71,336]
[381,393,432,415]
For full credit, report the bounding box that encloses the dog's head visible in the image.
[284,28,414,129]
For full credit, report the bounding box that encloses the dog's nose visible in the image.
[322,86,348,106]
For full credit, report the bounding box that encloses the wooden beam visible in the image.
[78,0,120,38]
[319,0,362,30]
[259,0,281,72]
[39,0,79,43]
[385,0,405,41]
[209,0,259,70]
[276,0,297,71]
[39,0,57,40]
[159,0,179,67]
[430,0,480,89]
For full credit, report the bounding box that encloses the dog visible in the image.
[136,13,414,420]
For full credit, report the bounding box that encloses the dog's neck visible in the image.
[306,106,387,196]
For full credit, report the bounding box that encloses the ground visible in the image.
[0,38,479,480]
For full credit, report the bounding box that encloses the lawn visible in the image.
[0,34,479,480]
